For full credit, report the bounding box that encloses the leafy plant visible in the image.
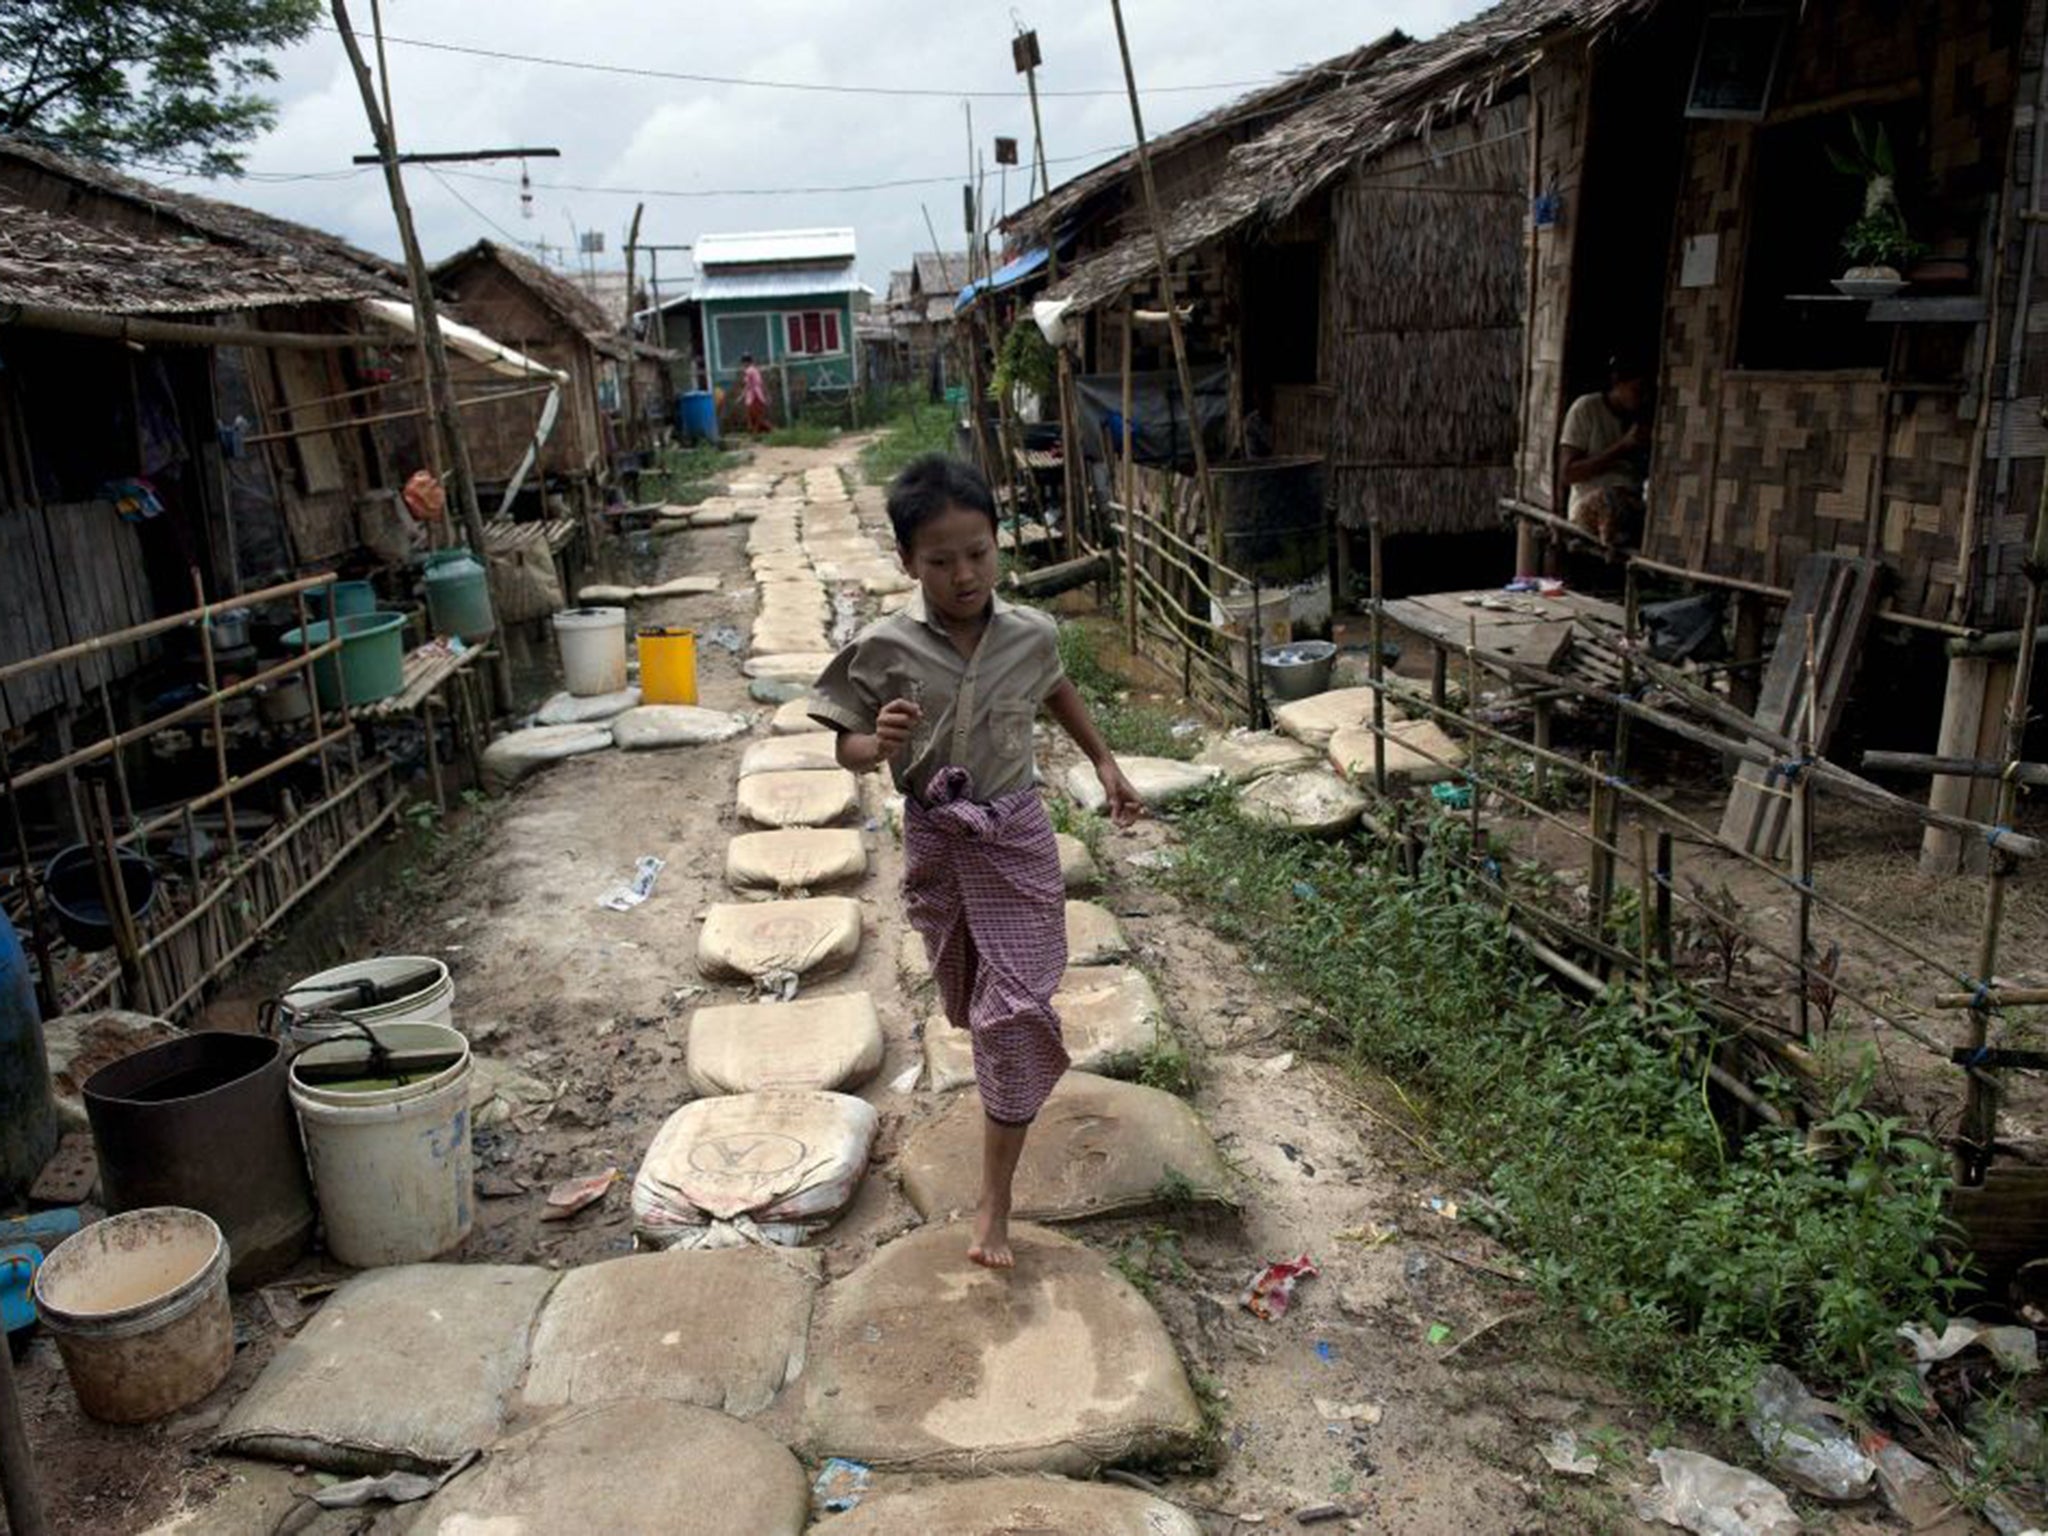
[1829,117,1926,271]
[1056,623,1199,761]
[859,395,957,487]
[989,317,1058,405]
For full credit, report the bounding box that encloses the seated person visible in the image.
[1558,356,1650,546]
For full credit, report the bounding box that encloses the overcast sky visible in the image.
[167,0,1483,292]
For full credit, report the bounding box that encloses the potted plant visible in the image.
[1829,118,1923,297]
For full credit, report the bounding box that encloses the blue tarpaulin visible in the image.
[954,246,1050,312]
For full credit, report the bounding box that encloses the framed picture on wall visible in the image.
[1686,10,1788,120]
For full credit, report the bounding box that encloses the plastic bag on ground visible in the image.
[630,1090,878,1248]
[610,705,751,751]
[482,723,613,792]
[1639,1448,1800,1536]
[686,994,884,1095]
[697,898,863,983]
[218,1264,557,1473]
[411,1401,808,1536]
[535,687,640,726]
[800,1223,1204,1474]
[1744,1364,1876,1502]
[522,1247,820,1415]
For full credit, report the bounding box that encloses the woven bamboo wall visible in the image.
[1328,103,1527,534]
[443,265,604,483]
[1645,0,2021,625]
[1518,48,1592,510]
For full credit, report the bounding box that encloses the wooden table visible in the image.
[352,640,495,810]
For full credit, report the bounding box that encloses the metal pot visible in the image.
[207,609,252,650]
[1260,640,1337,703]
[257,675,312,726]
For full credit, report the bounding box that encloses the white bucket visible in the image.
[279,955,454,1048]
[553,606,629,697]
[289,1021,474,1268]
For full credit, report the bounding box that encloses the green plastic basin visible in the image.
[280,612,406,707]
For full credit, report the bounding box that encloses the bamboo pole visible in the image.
[1793,616,1818,1048]
[0,1335,50,1536]
[1370,521,1387,795]
[1466,614,1482,846]
[1122,303,1138,655]
[0,733,57,1018]
[1107,0,1220,564]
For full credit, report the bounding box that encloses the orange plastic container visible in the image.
[638,626,698,705]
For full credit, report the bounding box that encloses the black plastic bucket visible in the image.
[44,844,157,952]
[84,1033,313,1286]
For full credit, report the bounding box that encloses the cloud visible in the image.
[179,0,1486,286]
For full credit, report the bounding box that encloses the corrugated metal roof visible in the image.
[695,228,856,268]
[690,266,862,302]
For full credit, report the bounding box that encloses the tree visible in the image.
[1,0,321,177]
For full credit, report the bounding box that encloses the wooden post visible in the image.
[1793,615,1818,1047]
[0,1334,51,1536]
[1430,647,1448,712]
[1533,698,1553,801]
[1731,591,1766,717]
[1958,444,2048,1179]
[87,779,149,1014]
[332,0,512,706]
[1613,563,1639,776]
[0,734,57,1019]
[193,573,239,858]
[1107,0,1220,564]
[1369,521,1387,796]
[1634,825,1655,1005]
[621,202,644,452]
[1654,830,1674,972]
[1122,304,1138,655]
[1466,614,1482,846]
[1922,654,2012,875]
[1588,751,1615,958]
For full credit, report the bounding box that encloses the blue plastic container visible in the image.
[0,915,56,1206]
[1,1244,40,1333]
[309,580,376,621]
[680,390,718,443]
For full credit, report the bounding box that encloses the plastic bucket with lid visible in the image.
[34,1206,233,1423]
[278,955,453,1047]
[638,626,698,705]
[553,607,629,697]
[290,1020,474,1268]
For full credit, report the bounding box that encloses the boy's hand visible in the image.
[874,698,923,758]
[1096,760,1145,827]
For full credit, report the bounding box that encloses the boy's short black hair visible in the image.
[887,454,999,550]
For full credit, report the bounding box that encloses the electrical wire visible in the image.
[326,24,1281,100]
[422,165,537,249]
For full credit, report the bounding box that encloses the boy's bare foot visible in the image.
[968,1204,1013,1269]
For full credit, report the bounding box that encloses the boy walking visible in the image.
[810,455,1141,1267]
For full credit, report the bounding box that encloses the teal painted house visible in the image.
[676,228,862,407]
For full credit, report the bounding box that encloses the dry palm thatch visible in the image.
[435,239,629,358]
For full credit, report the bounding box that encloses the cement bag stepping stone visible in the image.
[523,1248,820,1415]
[1057,832,1100,892]
[697,897,863,983]
[801,1223,1204,1474]
[737,768,860,827]
[535,686,640,725]
[1196,728,1320,783]
[637,574,720,598]
[881,589,916,614]
[900,929,933,987]
[744,652,836,682]
[751,624,830,657]
[690,507,737,527]
[1064,757,1220,813]
[740,731,840,777]
[1240,768,1371,836]
[1067,899,1130,965]
[1272,685,1404,748]
[726,828,868,892]
[631,1090,878,1247]
[482,723,612,791]
[1328,719,1462,786]
[860,568,916,596]
[576,582,638,604]
[686,994,884,1095]
[218,1264,556,1474]
[771,695,822,734]
[751,677,808,705]
[901,1072,1228,1223]
[412,1401,807,1536]
[611,705,750,751]
[827,1476,1203,1536]
[924,965,1160,1091]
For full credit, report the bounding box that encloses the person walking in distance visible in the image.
[740,353,771,434]
[809,454,1142,1267]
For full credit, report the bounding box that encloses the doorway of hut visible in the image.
[1239,240,1322,455]
[1553,3,1697,597]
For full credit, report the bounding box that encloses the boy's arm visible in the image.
[835,699,922,773]
[1045,678,1143,825]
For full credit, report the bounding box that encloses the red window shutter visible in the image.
[823,312,841,352]
[785,314,802,353]
[803,313,824,354]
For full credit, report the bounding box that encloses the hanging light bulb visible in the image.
[519,160,534,220]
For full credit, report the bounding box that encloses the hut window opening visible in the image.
[1734,104,1923,371]
[713,313,772,373]
[783,310,843,357]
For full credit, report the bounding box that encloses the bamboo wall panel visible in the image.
[1518,48,1591,510]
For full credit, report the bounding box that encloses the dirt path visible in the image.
[21,440,1667,1534]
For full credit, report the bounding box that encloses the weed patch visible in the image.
[1058,624,1199,761]
[1164,792,1963,1427]
[860,397,957,485]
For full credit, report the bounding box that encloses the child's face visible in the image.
[900,504,999,624]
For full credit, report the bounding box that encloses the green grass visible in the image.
[641,443,743,505]
[860,396,959,486]
[1162,793,1965,1430]
[763,421,842,449]
[1057,623,1199,762]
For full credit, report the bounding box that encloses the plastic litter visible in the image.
[542,1168,620,1222]
[1900,1317,2040,1377]
[1425,1322,1454,1346]
[1639,1448,1798,1536]
[1744,1364,1875,1502]
[1242,1254,1317,1320]
[309,1450,478,1509]
[1429,780,1474,810]
[1860,1432,1958,1529]
[1542,1429,1600,1477]
[599,855,665,911]
[705,626,743,654]
[1314,1397,1382,1426]
[813,1458,872,1513]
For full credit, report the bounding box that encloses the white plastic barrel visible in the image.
[552,606,629,697]
[279,955,454,1048]
[289,1021,474,1268]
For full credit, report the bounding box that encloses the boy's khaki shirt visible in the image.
[808,593,1062,802]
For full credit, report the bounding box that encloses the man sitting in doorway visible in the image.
[1558,356,1650,547]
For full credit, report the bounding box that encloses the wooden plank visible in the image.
[1952,1167,2048,1289]
[1718,554,1885,858]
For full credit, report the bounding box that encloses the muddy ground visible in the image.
[16,440,1972,1535]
